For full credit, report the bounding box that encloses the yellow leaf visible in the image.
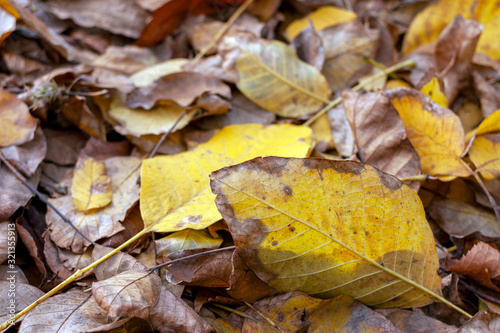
[402,0,500,60]
[228,35,330,118]
[129,58,188,87]
[388,88,471,180]
[156,229,222,256]
[0,89,38,148]
[385,80,412,90]
[469,110,500,179]
[71,157,113,212]
[420,77,448,108]
[140,124,312,233]
[285,6,357,40]
[0,0,19,18]
[211,157,441,308]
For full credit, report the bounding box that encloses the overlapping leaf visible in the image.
[469,109,500,179]
[140,124,312,233]
[211,157,442,308]
[71,157,112,212]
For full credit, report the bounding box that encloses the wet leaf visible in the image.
[285,6,357,41]
[388,88,471,180]
[0,89,37,148]
[140,124,312,233]
[227,33,330,118]
[92,270,162,317]
[71,157,112,212]
[211,157,441,308]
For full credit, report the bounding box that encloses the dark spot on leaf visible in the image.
[374,168,403,190]
[365,231,370,236]
[277,312,285,322]
[283,185,293,196]
[262,196,266,200]
[272,241,278,246]
[289,226,295,232]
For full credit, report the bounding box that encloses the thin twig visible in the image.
[148,110,187,158]
[0,151,98,247]
[303,59,416,127]
[148,246,236,272]
[210,303,256,320]
[244,301,284,332]
[191,0,255,63]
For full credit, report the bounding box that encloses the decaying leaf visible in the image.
[388,88,471,180]
[225,33,330,118]
[47,157,141,252]
[71,157,112,212]
[0,89,37,148]
[140,124,312,233]
[214,292,399,332]
[211,157,442,308]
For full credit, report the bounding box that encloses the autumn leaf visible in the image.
[387,88,472,180]
[156,229,223,256]
[71,157,112,212]
[0,89,38,148]
[469,109,500,180]
[420,77,448,108]
[140,124,312,233]
[211,157,442,308]
[226,33,330,118]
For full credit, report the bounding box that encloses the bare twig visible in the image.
[148,111,187,159]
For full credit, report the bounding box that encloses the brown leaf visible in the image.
[0,281,45,325]
[472,71,500,118]
[343,90,421,191]
[92,244,147,281]
[327,103,356,157]
[43,128,87,166]
[445,242,500,291]
[91,45,159,76]
[378,309,458,333]
[61,96,106,140]
[92,270,162,317]
[458,311,500,333]
[126,72,231,110]
[0,89,37,148]
[291,23,325,71]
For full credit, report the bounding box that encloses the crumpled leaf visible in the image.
[0,89,37,148]
[342,90,421,191]
[225,33,330,118]
[213,292,399,332]
[71,157,113,212]
[445,242,500,292]
[140,124,312,233]
[211,157,442,308]
[92,270,162,317]
[284,6,357,40]
[19,289,109,333]
[403,0,500,60]
[469,108,500,180]
[388,88,471,180]
[47,157,141,252]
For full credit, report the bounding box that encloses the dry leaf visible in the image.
[71,157,112,212]
[140,124,312,233]
[92,270,162,317]
[420,77,448,108]
[0,89,37,148]
[457,311,500,333]
[469,109,500,180]
[0,281,44,325]
[47,157,141,252]
[388,88,471,180]
[211,157,441,308]
[156,229,222,256]
[129,58,188,87]
[379,309,458,333]
[225,33,330,118]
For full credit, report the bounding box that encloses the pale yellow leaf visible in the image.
[71,157,112,212]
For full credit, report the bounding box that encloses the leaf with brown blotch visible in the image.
[126,72,231,110]
[213,292,399,332]
[387,88,471,180]
[445,242,500,292]
[342,90,421,191]
[71,157,113,212]
[0,89,37,148]
[211,157,442,308]
[46,156,141,253]
[469,109,500,180]
[92,270,162,317]
[225,32,330,118]
[18,289,109,333]
[0,281,44,325]
[420,77,448,108]
[166,248,233,287]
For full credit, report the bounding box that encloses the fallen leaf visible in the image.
[342,90,421,191]
[91,45,159,76]
[18,289,109,332]
[445,242,500,292]
[92,270,162,317]
[129,58,188,87]
[427,197,500,241]
[61,96,106,140]
[71,157,113,212]
[420,77,448,108]
[327,103,356,157]
[156,229,223,256]
[284,6,357,40]
[469,109,500,180]
[378,309,458,333]
[291,22,325,71]
[46,157,141,252]
[388,88,471,180]
[140,124,312,233]
[0,8,16,45]
[472,71,500,118]
[0,89,37,148]
[226,33,330,118]
[214,292,399,332]
[457,311,500,333]
[402,0,500,60]
[0,281,44,325]
[211,157,441,308]
[43,128,87,166]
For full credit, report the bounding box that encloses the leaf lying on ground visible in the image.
[225,33,330,118]
[387,88,471,180]
[213,292,399,332]
[469,109,500,180]
[445,242,500,292]
[71,157,112,212]
[140,124,312,233]
[156,229,223,256]
[0,89,37,147]
[211,157,441,308]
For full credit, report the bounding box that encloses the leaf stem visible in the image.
[303,59,416,127]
